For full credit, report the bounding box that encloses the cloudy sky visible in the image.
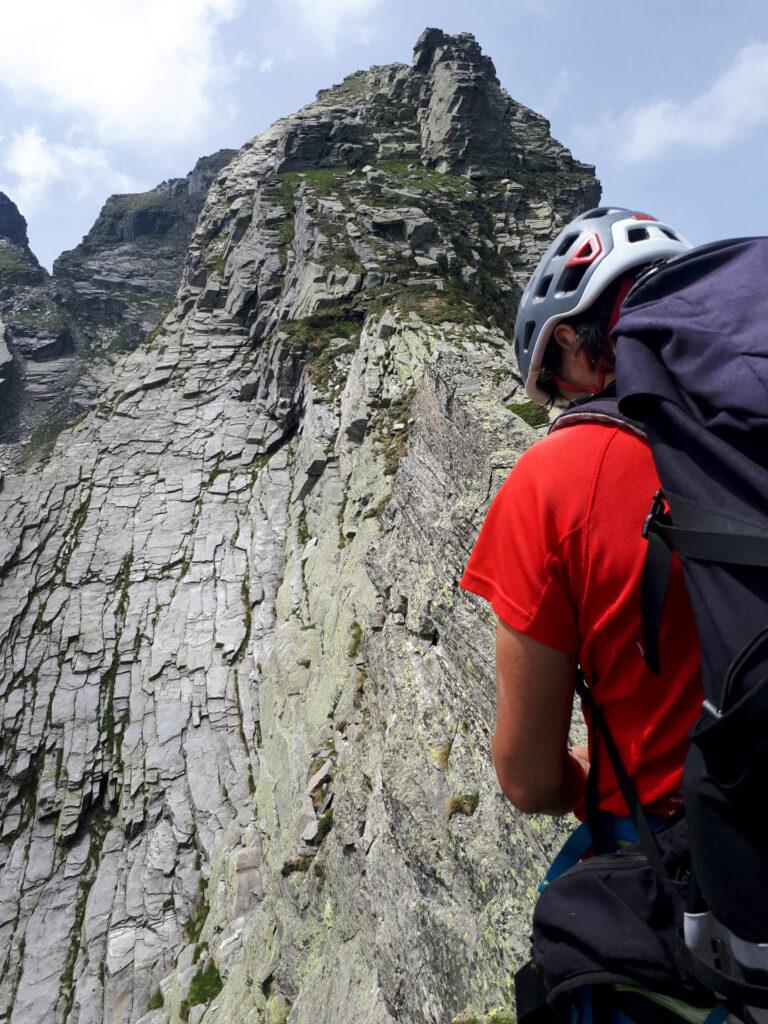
[1,0,767,268]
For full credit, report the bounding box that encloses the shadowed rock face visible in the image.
[0,151,235,469]
[0,193,30,249]
[0,30,598,1024]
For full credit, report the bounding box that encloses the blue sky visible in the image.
[1,0,767,269]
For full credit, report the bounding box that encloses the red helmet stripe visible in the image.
[631,213,658,221]
[566,232,603,267]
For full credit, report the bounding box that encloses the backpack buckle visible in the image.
[643,489,667,538]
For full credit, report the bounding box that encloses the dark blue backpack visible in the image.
[515,238,768,1024]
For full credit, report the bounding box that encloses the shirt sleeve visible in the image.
[459,438,583,653]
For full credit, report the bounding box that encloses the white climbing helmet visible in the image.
[514,207,691,404]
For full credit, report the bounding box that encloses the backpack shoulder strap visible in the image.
[548,388,647,440]
[641,488,768,676]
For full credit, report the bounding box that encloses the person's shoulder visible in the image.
[506,423,649,510]
[517,421,638,472]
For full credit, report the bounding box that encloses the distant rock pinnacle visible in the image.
[0,192,29,248]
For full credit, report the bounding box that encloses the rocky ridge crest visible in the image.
[0,29,599,1024]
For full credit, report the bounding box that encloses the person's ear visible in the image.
[553,323,577,350]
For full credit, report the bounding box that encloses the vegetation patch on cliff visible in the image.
[507,400,549,428]
[281,306,362,392]
[180,961,223,1021]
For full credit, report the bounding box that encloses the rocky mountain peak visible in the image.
[58,148,236,251]
[0,192,29,248]
[281,27,583,181]
[412,27,491,73]
[0,29,599,1024]
[0,193,45,297]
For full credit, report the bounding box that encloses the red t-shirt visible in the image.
[460,422,702,818]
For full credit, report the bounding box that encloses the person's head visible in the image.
[514,207,691,407]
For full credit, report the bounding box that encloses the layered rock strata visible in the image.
[0,28,599,1024]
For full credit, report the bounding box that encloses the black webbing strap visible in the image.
[654,492,768,566]
[581,700,606,854]
[641,527,673,676]
[514,961,561,1024]
[641,490,768,674]
[575,669,669,884]
[685,945,768,1010]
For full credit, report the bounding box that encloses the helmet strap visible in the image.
[607,275,637,335]
[548,369,609,396]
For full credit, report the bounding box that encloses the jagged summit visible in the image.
[276,26,589,180]
[412,27,484,68]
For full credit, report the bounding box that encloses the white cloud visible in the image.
[281,0,382,49]
[0,127,144,216]
[611,42,768,161]
[259,57,276,73]
[0,0,244,147]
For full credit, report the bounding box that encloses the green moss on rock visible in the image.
[280,307,362,392]
[183,961,223,1017]
[0,240,41,285]
[184,887,210,944]
[507,401,550,428]
[147,987,164,1010]
[347,620,363,659]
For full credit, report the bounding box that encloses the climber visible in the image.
[459,208,716,1024]
[459,207,698,827]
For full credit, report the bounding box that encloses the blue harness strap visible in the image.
[702,1005,729,1024]
[539,821,595,893]
[539,815,665,893]
[569,988,593,1024]
[568,984,728,1024]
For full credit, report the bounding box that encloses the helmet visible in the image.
[514,207,691,404]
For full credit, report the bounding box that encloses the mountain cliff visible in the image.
[0,29,599,1024]
[0,150,235,469]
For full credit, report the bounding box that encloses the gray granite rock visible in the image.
[0,27,598,1024]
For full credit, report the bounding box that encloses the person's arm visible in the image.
[492,618,588,815]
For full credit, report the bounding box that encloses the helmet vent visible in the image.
[556,233,579,257]
[523,320,535,351]
[582,207,611,218]
[536,274,553,298]
[661,228,679,241]
[557,263,589,294]
[627,227,650,242]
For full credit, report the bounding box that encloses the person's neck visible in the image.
[555,371,616,403]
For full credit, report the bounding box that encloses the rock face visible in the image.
[0,29,599,1024]
[0,150,235,470]
[0,194,32,249]
[53,150,237,347]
